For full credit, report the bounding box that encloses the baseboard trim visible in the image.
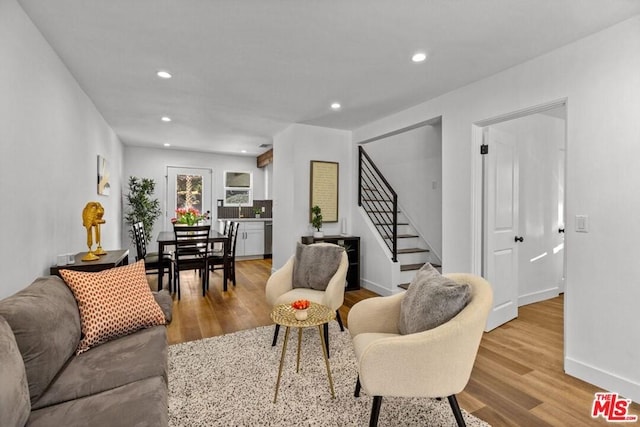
[518,287,559,307]
[565,357,640,403]
[361,279,402,296]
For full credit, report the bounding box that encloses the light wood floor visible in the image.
[152,259,639,426]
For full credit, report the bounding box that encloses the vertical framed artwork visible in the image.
[310,160,338,222]
[97,155,110,196]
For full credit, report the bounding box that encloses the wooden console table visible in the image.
[50,249,129,277]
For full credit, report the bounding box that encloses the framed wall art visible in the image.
[310,160,338,222]
[97,155,110,196]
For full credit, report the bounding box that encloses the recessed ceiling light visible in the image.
[161,116,172,122]
[157,70,172,79]
[241,150,247,153]
[163,143,171,147]
[330,102,341,110]
[412,52,427,63]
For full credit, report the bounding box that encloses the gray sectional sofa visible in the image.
[0,275,172,427]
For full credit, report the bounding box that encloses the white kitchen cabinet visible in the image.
[236,221,264,258]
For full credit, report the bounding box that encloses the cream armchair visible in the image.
[265,243,348,356]
[348,273,493,427]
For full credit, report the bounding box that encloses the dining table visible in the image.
[156,229,230,292]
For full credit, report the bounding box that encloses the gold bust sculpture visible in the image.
[82,202,106,261]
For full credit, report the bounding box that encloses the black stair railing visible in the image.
[358,146,398,262]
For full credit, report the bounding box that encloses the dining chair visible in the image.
[208,221,239,289]
[132,222,172,292]
[211,220,231,256]
[172,224,211,299]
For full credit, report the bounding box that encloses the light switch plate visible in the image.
[575,215,589,232]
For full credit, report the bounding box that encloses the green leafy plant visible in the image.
[172,208,210,225]
[311,205,323,231]
[253,207,262,215]
[124,176,161,245]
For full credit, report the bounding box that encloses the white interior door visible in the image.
[166,167,213,229]
[483,127,520,331]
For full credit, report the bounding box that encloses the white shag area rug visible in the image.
[168,323,490,426]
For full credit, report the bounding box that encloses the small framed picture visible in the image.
[97,155,110,196]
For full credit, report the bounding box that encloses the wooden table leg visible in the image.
[318,324,335,398]
[223,239,228,292]
[274,326,290,403]
[158,242,164,292]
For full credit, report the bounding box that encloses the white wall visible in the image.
[364,123,442,258]
[272,124,352,270]
[353,16,640,401]
[264,161,273,199]
[492,113,565,305]
[0,0,123,298]
[123,145,266,254]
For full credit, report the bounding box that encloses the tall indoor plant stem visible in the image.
[124,176,161,246]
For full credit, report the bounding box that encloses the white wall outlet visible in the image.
[261,206,265,213]
[575,215,589,233]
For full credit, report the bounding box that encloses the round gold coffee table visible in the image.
[270,302,336,403]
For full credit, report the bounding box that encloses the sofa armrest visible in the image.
[153,290,173,323]
[348,292,404,337]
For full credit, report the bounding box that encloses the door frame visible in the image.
[470,98,568,329]
[165,166,214,230]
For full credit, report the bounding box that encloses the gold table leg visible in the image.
[274,326,290,403]
[296,327,303,373]
[318,324,335,399]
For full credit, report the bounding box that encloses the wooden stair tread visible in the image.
[400,262,441,272]
[400,263,424,271]
[383,234,418,239]
[397,248,429,254]
[374,222,408,226]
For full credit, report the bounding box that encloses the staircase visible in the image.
[358,146,441,289]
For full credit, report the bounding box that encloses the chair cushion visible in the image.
[59,260,166,355]
[398,263,471,335]
[273,288,327,306]
[292,242,344,291]
[0,316,30,427]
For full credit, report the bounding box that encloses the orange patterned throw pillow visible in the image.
[60,260,166,355]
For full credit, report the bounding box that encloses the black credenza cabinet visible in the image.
[303,235,360,291]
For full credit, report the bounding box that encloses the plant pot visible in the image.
[313,231,324,238]
[294,309,308,321]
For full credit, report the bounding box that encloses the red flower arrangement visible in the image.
[291,299,310,310]
[171,208,210,226]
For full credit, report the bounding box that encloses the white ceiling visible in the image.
[17,0,640,156]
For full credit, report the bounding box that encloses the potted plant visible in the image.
[172,208,210,226]
[311,205,323,238]
[253,207,261,218]
[124,176,161,246]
